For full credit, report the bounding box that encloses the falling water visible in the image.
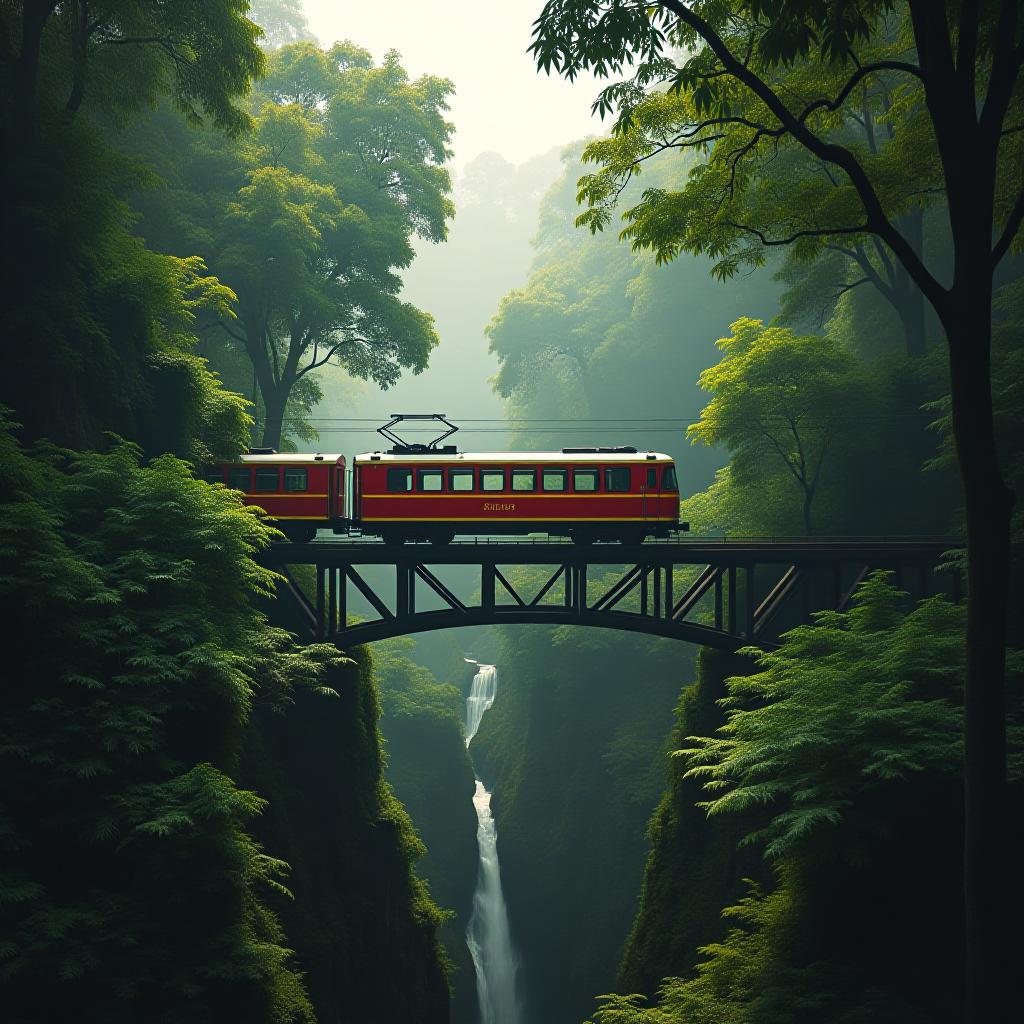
[464,663,522,1024]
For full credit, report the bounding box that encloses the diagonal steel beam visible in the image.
[837,564,870,613]
[414,564,467,612]
[493,566,526,606]
[528,564,566,607]
[590,564,645,613]
[753,565,802,637]
[346,565,395,621]
[671,565,720,622]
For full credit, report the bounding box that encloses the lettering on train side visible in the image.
[483,503,516,512]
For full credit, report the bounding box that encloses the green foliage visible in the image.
[924,275,1024,637]
[248,0,316,50]
[128,39,455,448]
[593,878,928,1024]
[680,574,970,858]
[611,577,1024,1024]
[678,307,957,539]
[1,8,258,453]
[687,318,865,534]
[0,414,341,1022]
[533,2,1022,365]
[617,648,768,998]
[22,1,265,133]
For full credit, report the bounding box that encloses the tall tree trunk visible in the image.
[894,208,927,357]
[65,0,89,116]
[261,387,288,450]
[801,489,815,536]
[943,273,1014,1024]
[13,1,56,144]
[893,278,927,358]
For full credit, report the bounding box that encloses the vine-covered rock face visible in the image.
[241,646,452,1024]
[371,636,481,1024]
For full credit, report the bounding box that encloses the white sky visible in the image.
[302,0,603,168]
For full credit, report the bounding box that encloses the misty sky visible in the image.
[302,0,602,168]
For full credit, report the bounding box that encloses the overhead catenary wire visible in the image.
[279,413,936,428]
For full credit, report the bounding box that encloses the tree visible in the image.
[531,5,1022,1016]
[133,41,455,449]
[0,3,265,451]
[247,0,315,50]
[485,142,779,477]
[7,1,264,144]
[688,318,861,535]
[573,46,936,357]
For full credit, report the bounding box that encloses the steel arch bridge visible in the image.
[262,536,959,651]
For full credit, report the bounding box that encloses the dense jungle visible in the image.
[1,3,1022,1024]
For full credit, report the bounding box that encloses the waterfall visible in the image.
[464,664,521,1024]
[464,663,497,746]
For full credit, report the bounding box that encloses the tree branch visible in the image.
[870,236,898,290]
[217,319,248,345]
[992,187,1024,267]
[294,336,367,381]
[979,0,1022,142]
[834,276,870,300]
[655,0,949,316]
[726,221,869,247]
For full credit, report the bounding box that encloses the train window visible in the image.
[203,467,224,484]
[481,469,506,492]
[605,467,631,492]
[512,469,536,492]
[255,467,280,492]
[573,469,598,492]
[450,469,475,492]
[387,467,413,492]
[647,467,658,488]
[229,468,252,491]
[284,468,308,492]
[542,469,567,492]
[662,466,679,490]
[418,468,444,492]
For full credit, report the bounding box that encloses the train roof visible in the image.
[353,450,674,464]
[238,453,345,464]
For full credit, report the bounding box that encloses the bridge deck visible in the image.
[265,536,956,566]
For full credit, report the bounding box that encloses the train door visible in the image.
[641,464,659,522]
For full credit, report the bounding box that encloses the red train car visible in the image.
[210,444,681,544]
[205,452,346,543]
[352,449,680,543]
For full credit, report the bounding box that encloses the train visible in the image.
[203,416,683,544]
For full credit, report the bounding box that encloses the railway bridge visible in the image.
[264,536,959,652]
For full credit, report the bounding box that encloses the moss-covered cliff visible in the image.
[372,638,481,1024]
[241,647,452,1024]
[617,647,768,994]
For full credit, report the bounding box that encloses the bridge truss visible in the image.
[263,537,958,651]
